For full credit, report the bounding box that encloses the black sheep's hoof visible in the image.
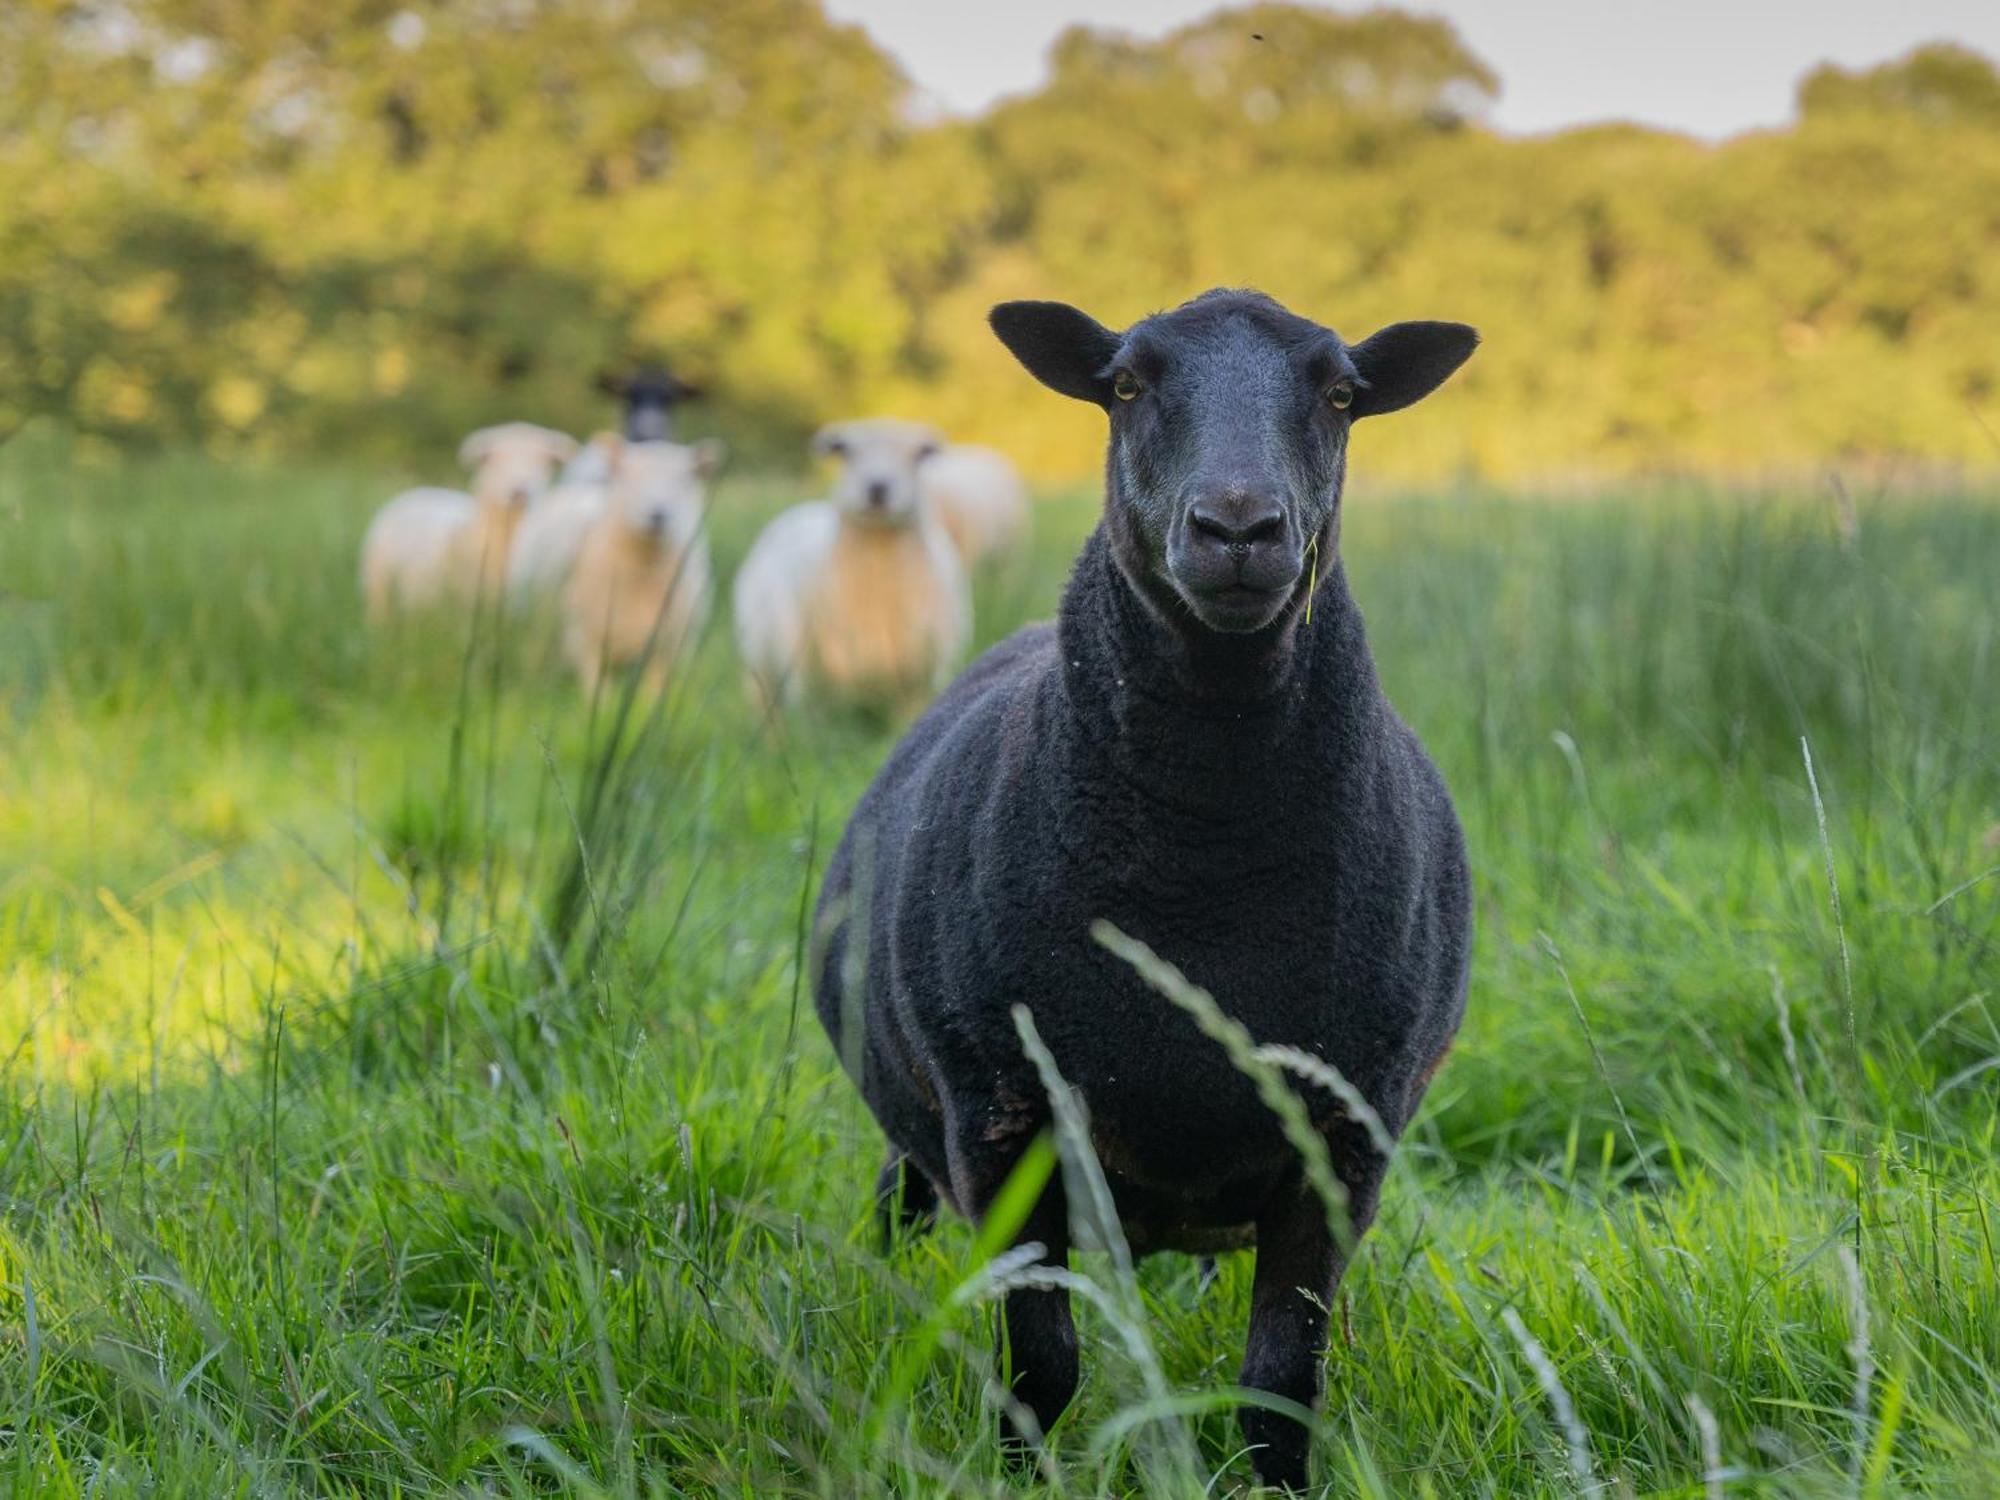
[1253,1456,1309,1493]
[999,1418,1054,1480]
[1242,1412,1311,1492]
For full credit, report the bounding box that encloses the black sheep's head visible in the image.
[990,289,1477,634]
[598,365,702,443]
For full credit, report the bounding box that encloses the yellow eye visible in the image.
[1327,381,1355,410]
[1112,370,1142,402]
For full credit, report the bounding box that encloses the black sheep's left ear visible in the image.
[1346,321,1479,418]
[989,301,1124,408]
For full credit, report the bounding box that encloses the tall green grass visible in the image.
[1,429,1996,1495]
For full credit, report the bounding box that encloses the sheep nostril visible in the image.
[866,481,891,508]
[1189,511,1231,546]
[1238,512,1286,547]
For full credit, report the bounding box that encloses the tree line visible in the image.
[3,1,1997,481]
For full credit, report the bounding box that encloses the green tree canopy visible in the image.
[2,4,1997,482]
[1799,42,2000,127]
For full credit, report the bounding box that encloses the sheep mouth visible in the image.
[846,501,918,529]
[1176,578,1296,634]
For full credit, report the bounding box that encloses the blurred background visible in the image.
[4,0,2000,482]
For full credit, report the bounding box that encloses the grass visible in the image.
[1,421,1997,1496]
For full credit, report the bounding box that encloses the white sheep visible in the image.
[360,423,578,619]
[921,442,1030,565]
[732,420,970,713]
[561,439,724,696]
[506,478,610,600]
[556,429,620,490]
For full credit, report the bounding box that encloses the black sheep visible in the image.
[813,288,1478,1490]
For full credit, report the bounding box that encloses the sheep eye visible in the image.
[1112,370,1143,402]
[1327,381,1355,411]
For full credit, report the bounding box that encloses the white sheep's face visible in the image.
[461,424,579,511]
[611,440,724,546]
[814,419,944,527]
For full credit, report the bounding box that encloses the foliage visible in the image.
[1801,42,2000,126]
[3,439,1999,1492]
[2,5,1999,480]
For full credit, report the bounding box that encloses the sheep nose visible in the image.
[866,480,891,508]
[1188,490,1286,551]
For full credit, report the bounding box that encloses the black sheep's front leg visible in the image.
[998,1177,1076,1456]
[1240,1150,1387,1491]
[949,1128,1077,1456]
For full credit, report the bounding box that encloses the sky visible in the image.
[821,1,2000,139]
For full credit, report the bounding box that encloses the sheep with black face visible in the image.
[563,366,704,488]
[812,289,1478,1490]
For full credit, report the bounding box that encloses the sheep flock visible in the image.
[360,381,1028,715]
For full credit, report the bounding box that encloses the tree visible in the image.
[1799,43,2000,128]
[3,7,1998,481]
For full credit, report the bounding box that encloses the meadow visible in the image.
[1,426,1997,1496]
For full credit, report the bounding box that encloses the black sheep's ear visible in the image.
[630,365,701,404]
[989,301,1123,407]
[1346,321,1479,418]
[597,368,632,399]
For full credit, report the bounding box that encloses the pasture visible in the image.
[2,429,1997,1496]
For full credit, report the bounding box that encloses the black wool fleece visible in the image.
[812,287,1478,1492]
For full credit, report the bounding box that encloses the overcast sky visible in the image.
[822,1,2000,138]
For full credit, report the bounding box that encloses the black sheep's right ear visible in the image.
[597,368,631,399]
[989,301,1123,407]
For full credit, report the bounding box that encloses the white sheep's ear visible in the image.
[691,438,726,477]
[989,301,1123,407]
[537,427,581,463]
[1345,321,1479,419]
[599,434,628,474]
[811,424,849,459]
[458,426,502,468]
